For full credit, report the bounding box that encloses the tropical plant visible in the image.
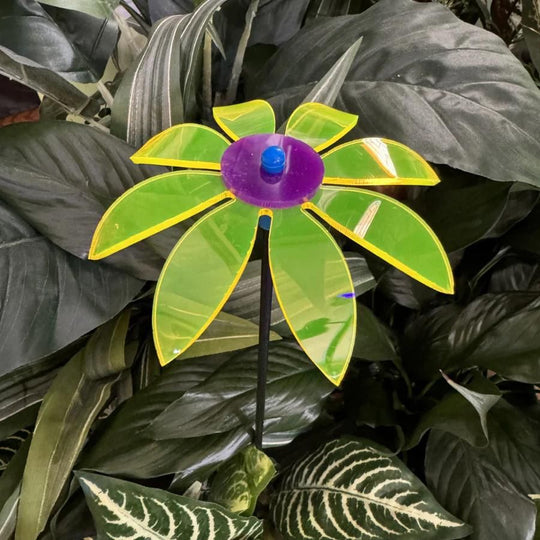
[0,0,539,539]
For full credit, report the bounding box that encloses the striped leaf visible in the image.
[208,446,276,516]
[78,471,263,539]
[111,0,226,147]
[271,438,471,540]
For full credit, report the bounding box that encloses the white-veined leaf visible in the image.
[111,0,226,147]
[78,471,263,539]
[208,446,276,516]
[271,438,471,540]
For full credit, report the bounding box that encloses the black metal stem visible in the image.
[255,227,273,450]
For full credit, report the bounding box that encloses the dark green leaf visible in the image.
[0,49,98,116]
[272,438,471,540]
[411,171,510,252]
[81,342,333,481]
[255,0,540,187]
[353,304,397,361]
[16,313,131,540]
[506,205,540,257]
[0,120,177,280]
[485,400,540,494]
[0,1,117,83]
[78,471,263,539]
[447,292,540,382]
[426,430,537,540]
[0,200,141,379]
[441,372,501,440]
[208,445,276,516]
[38,0,120,18]
[112,0,226,146]
[301,36,363,107]
[406,374,500,450]
[523,0,540,74]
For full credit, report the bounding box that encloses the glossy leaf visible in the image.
[485,400,540,494]
[285,102,357,152]
[309,186,453,293]
[523,0,540,74]
[0,2,117,83]
[271,438,471,540]
[0,438,29,540]
[90,171,230,259]
[322,138,440,186]
[269,207,356,385]
[411,171,511,252]
[38,0,120,18]
[353,304,397,361]
[441,372,500,440]
[131,124,230,169]
[81,342,333,480]
[181,311,281,359]
[302,36,363,106]
[0,199,141,379]
[0,48,97,116]
[405,374,501,450]
[112,0,227,146]
[426,430,537,540]
[16,313,131,540]
[208,446,276,516]
[213,99,275,140]
[0,120,173,281]
[256,0,540,187]
[153,200,259,365]
[78,471,263,540]
[447,292,540,382]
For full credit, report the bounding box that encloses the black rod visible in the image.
[254,226,273,450]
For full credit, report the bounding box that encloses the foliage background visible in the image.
[0,0,539,538]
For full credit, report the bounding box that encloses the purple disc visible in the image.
[220,134,324,209]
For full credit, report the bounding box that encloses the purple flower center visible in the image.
[220,134,324,209]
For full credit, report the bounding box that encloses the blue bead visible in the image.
[258,215,272,230]
[261,145,286,174]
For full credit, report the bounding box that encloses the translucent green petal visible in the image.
[309,187,454,293]
[89,171,231,259]
[153,200,259,365]
[322,138,440,186]
[131,124,230,169]
[285,102,357,153]
[213,100,275,140]
[269,206,356,385]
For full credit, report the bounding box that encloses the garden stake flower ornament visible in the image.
[89,100,453,386]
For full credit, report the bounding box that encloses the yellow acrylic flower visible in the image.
[89,100,453,385]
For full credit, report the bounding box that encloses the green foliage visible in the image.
[271,438,471,540]
[208,446,276,515]
[78,471,263,539]
[0,0,539,538]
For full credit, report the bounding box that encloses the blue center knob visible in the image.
[261,145,286,175]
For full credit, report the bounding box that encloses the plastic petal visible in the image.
[308,186,454,293]
[89,170,231,259]
[131,124,230,169]
[285,102,357,153]
[153,200,259,365]
[213,100,275,140]
[269,206,356,385]
[322,138,440,186]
